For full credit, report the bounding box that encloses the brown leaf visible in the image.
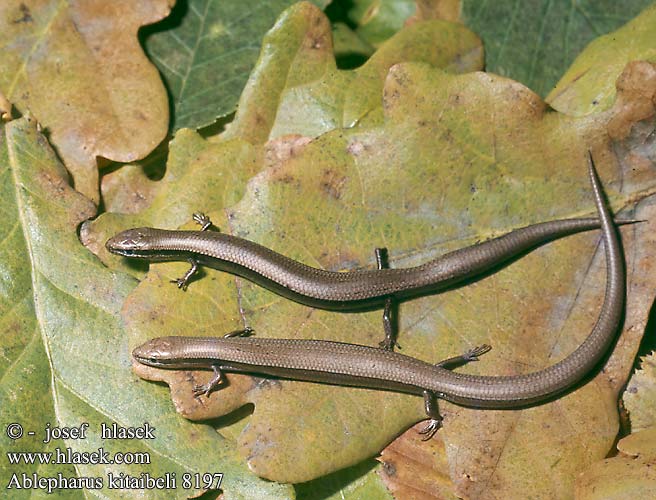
[378,423,458,500]
[624,352,656,432]
[406,0,461,24]
[608,61,656,141]
[0,0,171,202]
[575,428,656,499]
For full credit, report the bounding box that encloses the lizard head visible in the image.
[105,228,161,258]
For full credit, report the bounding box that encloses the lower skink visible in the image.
[132,154,625,437]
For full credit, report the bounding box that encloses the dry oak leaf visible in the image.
[92,2,481,225]
[624,352,656,432]
[575,428,656,500]
[0,0,171,203]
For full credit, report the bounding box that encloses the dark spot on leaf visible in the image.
[277,174,297,185]
[440,129,453,144]
[382,460,396,476]
[258,378,282,390]
[12,3,32,24]
[320,169,346,199]
[36,133,49,149]
[38,171,67,199]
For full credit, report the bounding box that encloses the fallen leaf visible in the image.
[72,1,656,495]
[339,1,656,99]
[225,61,655,489]
[377,423,458,499]
[0,0,171,203]
[88,2,482,250]
[575,428,656,500]
[624,352,656,432]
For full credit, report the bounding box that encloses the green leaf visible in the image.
[223,4,481,144]
[1,116,98,499]
[345,0,417,47]
[94,3,481,223]
[330,1,656,101]
[330,22,375,69]
[0,117,292,499]
[547,3,656,115]
[461,0,655,97]
[143,0,330,131]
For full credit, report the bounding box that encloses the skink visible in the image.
[107,207,622,310]
[107,174,630,349]
[132,154,625,436]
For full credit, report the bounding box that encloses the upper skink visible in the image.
[107,195,626,311]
